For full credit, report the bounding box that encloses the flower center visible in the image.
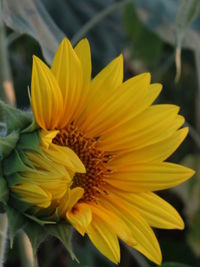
[53,122,113,202]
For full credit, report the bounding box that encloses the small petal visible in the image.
[51,38,83,126]
[67,203,92,235]
[31,56,63,129]
[87,214,120,264]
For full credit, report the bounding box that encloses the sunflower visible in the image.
[28,38,194,264]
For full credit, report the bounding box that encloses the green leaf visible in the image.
[2,0,65,65]
[175,0,200,48]
[0,100,32,134]
[24,221,47,255]
[123,3,163,68]
[159,263,193,267]
[45,223,78,262]
[3,149,29,176]
[6,205,27,248]
[133,0,200,52]
[0,131,19,160]
[17,131,41,154]
[0,176,8,202]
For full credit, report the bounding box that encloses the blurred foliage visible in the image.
[1,0,200,267]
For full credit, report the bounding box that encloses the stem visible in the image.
[0,1,16,106]
[71,0,131,46]
[0,214,7,267]
[195,50,200,135]
[17,231,38,267]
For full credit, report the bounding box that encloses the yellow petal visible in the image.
[58,187,84,217]
[45,143,86,174]
[31,56,63,129]
[90,203,136,247]
[87,214,120,264]
[107,162,194,192]
[40,129,59,149]
[11,183,52,208]
[67,203,92,235]
[26,151,70,178]
[73,38,92,120]
[86,79,161,138]
[124,192,184,229]
[100,104,182,152]
[91,54,123,93]
[77,55,124,129]
[51,38,82,126]
[107,195,162,265]
[109,127,188,165]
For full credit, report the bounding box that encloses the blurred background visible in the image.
[1,0,200,267]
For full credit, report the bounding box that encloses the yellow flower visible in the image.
[30,38,194,264]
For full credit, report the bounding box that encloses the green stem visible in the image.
[0,0,16,105]
[17,231,38,267]
[195,50,200,135]
[71,0,131,46]
[0,214,7,267]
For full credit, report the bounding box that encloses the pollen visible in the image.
[53,122,113,202]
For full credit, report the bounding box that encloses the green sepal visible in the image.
[0,100,33,134]
[0,131,19,160]
[0,176,9,202]
[17,131,41,154]
[22,118,38,134]
[41,207,60,223]
[8,194,33,213]
[6,205,27,248]
[24,213,56,226]
[3,149,29,176]
[24,221,47,255]
[18,150,35,169]
[6,173,26,186]
[45,223,78,262]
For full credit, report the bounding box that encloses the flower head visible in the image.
[2,38,194,264]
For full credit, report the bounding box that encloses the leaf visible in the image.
[6,205,27,248]
[2,0,65,65]
[3,0,126,70]
[45,223,78,262]
[133,0,200,52]
[123,3,163,68]
[159,263,193,267]
[175,0,200,48]
[24,221,47,255]
[0,131,19,160]
[0,100,32,134]
[175,0,200,81]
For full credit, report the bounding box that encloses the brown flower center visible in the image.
[53,122,112,202]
